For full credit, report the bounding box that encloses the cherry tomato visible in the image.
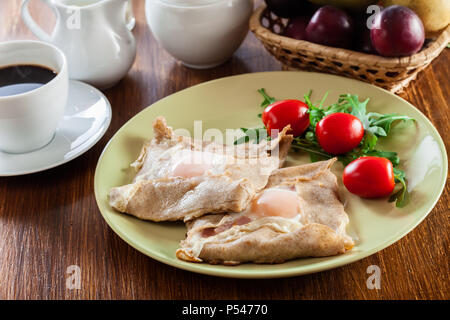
[262,99,310,137]
[315,113,364,154]
[343,156,395,198]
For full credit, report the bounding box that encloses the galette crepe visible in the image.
[109,117,293,222]
[176,159,354,265]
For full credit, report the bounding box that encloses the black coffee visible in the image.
[0,64,57,97]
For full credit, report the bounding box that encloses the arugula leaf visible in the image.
[338,94,371,128]
[317,91,329,109]
[367,125,387,137]
[304,91,325,129]
[389,168,409,208]
[257,88,276,109]
[291,137,333,162]
[305,131,316,142]
[324,102,351,116]
[368,113,415,135]
[366,150,400,166]
[337,138,400,167]
[233,136,249,145]
[308,106,325,129]
[233,127,267,145]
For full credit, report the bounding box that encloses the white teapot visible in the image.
[21,0,137,89]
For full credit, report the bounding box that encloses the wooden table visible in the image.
[0,0,448,300]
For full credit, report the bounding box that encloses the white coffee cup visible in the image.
[0,40,68,154]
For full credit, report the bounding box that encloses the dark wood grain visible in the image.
[0,0,448,300]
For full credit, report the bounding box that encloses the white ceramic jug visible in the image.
[21,0,137,89]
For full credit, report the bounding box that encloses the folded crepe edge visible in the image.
[109,175,256,222]
[130,117,172,172]
[175,222,354,265]
[271,125,293,168]
[267,157,337,187]
[130,117,294,173]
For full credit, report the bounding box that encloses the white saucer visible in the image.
[0,80,112,176]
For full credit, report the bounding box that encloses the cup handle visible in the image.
[21,0,56,42]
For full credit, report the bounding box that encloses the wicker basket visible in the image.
[250,5,450,93]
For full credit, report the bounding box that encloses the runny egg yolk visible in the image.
[171,162,212,178]
[170,151,213,178]
[250,188,299,219]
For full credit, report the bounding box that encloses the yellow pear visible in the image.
[382,0,450,33]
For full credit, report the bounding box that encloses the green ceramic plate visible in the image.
[94,72,447,278]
